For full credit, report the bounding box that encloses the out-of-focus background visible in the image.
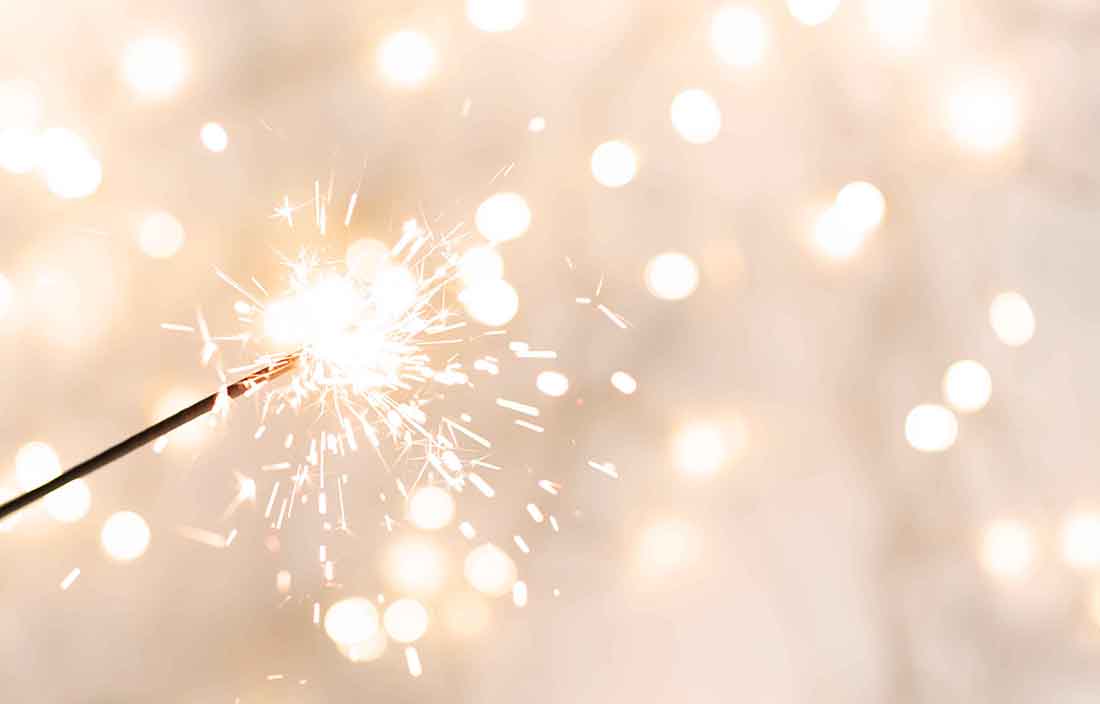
[3,0,1099,701]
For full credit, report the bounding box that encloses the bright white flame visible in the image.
[100,511,151,562]
[137,211,186,259]
[787,0,841,26]
[865,0,929,54]
[638,517,703,578]
[383,598,430,643]
[670,89,722,145]
[942,360,992,413]
[673,419,747,477]
[122,37,187,99]
[0,79,41,128]
[324,597,381,647]
[459,247,504,285]
[0,273,12,319]
[0,128,39,174]
[536,371,570,397]
[710,6,769,68]
[461,278,519,327]
[946,73,1020,154]
[408,486,457,531]
[645,252,699,301]
[476,192,531,242]
[981,519,1035,579]
[199,122,228,152]
[45,479,91,523]
[834,181,886,234]
[989,291,1035,347]
[611,371,638,395]
[378,31,436,87]
[38,128,101,199]
[464,543,517,597]
[590,140,638,188]
[467,0,526,32]
[15,441,61,491]
[904,404,958,452]
[385,538,448,595]
[1061,512,1100,570]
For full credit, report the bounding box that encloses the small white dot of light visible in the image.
[459,247,504,285]
[637,517,702,578]
[385,538,448,595]
[0,273,13,319]
[199,122,228,152]
[989,291,1035,347]
[942,360,992,413]
[0,128,40,174]
[834,181,886,234]
[467,0,526,32]
[407,486,456,531]
[475,192,531,242]
[812,207,869,261]
[443,592,491,638]
[383,598,430,643]
[611,371,638,395]
[122,37,188,100]
[137,211,186,259]
[787,0,841,26]
[276,570,292,594]
[464,543,517,597]
[37,128,101,199]
[324,597,381,647]
[15,441,61,490]
[590,140,638,188]
[864,0,929,55]
[378,31,436,88]
[44,479,91,523]
[980,519,1036,579]
[0,79,41,128]
[946,73,1020,154]
[645,252,699,301]
[535,371,569,397]
[100,511,151,562]
[710,6,769,68]
[1060,512,1100,570]
[673,420,744,477]
[153,388,208,449]
[460,278,520,327]
[904,404,958,452]
[340,630,388,663]
[512,580,528,607]
[527,116,546,132]
[345,238,390,282]
[670,89,722,145]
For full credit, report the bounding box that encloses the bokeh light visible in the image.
[153,387,208,450]
[345,238,390,281]
[833,181,886,234]
[460,278,519,326]
[442,592,491,638]
[980,519,1036,579]
[865,0,929,54]
[464,543,517,597]
[137,211,186,259]
[710,6,769,68]
[475,192,531,242]
[378,31,436,88]
[645,252,699,301]
[0,129,39,174]
[122,37,188,100]
[0,79,42,128]
[673,418,748,477]
[407,485,456,531]
[459,246,504,285]
[100,511,151,562]
[1060,512,1100,570]
[340,630,388,663]
[44,479,91,523]
[590,140,638,188]
[324,597,381,647]
[15,441,61,491]
[535,370,569,397]
[467,0,526,33]
[670,89,722,145]
[942,360,992,413]
[38,128,101,199]
[904,404,958,453]
[199,122,228,152]
[385,537,448,595]
[989,291,1035,347]
[611,371,638,395]
[946,72,1020,154]
[787,0,841,26]
[383,598,430,643]
[637,517,702,579]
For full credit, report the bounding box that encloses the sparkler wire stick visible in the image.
[0,355,298,522]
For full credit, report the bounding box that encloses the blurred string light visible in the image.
[904,404,958,452]
[864,0,929,54]
[787,0,841,26]
[673,418,748,477]
[443,592,491,638]
[980,519,1036,579]
[535,370,569,397]
[199,122,228,152]
[464,543,517,596]
[38,128,101,199]
[645,252,699,301]
[15,441,61,491]
[946,72,1020,154]
[467,0,526,32]
[122,37,188,100]
[385,537,448,595]
[637,517,702,579]
[669,89,722,145]
[475,192,531,242]
[942,360,992,413]
[407,485,457,531]
[610,371,638,395]
[378,31,436,88]
[1060,512,1100,570]
[137,211,186,259]
[812,181,886,261]
[989,291,1035,347]
[100,511,151,562]
[0,273,13,319]
[383,598,430,643]
[324,597,381,647]
[44,479,90,523]
[710,6,769,68]
[590,140,638,188]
